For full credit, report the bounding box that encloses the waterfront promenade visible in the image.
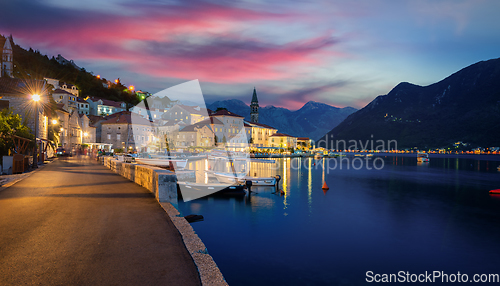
[0,157,201,285]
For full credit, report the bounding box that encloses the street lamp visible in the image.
[32,94,40,168]
[52,119,58,125]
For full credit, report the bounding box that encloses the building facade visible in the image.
[87,97,127,116]
[269,133,297,150]
[100,111,155,152]
[0,35,13,78]
[52,88,78,113]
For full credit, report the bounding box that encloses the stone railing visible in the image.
[100,156,178,204]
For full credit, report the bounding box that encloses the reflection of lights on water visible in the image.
[204,159,208,184]
[308,158,312,208]
[283,158,289,210]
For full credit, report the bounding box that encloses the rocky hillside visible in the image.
[321,58,500,149]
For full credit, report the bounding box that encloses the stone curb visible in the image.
[160,203,229,286]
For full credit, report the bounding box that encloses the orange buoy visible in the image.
[490,189,500,194]
[322,182,329,190]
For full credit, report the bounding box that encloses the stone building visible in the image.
[100,111,155,152]
[87,97,127,116]
[0,35,13,78]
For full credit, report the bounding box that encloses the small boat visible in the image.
[417,152,429,163]
[490,189,500,194]
[135,158,188,169]
[177,181,246,200]
[497,166,500,171]
[244,176,277,186]
[250,158,275,163]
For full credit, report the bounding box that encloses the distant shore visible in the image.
[365,152,500,162]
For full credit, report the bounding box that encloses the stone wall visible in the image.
[100,156,178,204]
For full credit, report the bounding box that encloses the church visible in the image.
[0,35,14,78]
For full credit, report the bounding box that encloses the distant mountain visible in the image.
[207,100,356,140]
[321,58,500,149]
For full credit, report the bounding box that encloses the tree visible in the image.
[0,109,35,157]
[215,107,227,112]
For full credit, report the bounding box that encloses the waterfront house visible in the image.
[245,121,278,148]
[210,109,248,151]
[269,133,297,151]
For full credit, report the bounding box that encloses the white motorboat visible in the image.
[244,176,277,186]
[207,171,278,186]
[135,158,188,169]
[417,152,429,163]
[177,181,246,201]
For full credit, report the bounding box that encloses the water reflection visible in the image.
[178,154,500,286]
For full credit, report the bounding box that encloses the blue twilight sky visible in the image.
[1,0,500,110]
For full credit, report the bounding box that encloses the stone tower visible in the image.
[1,35,13,78]
[250,87,259,123]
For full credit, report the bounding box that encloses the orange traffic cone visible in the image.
[322,182,329,190]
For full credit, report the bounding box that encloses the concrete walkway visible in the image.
[0,157,201,285]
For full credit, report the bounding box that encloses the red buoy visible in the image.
[322,182,329,190]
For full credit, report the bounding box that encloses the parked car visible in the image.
[56,148,69,157]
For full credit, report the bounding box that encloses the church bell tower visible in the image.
[250,87,259,123]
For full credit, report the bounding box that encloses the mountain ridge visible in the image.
[321,57,500,149]
[207,100,357,140]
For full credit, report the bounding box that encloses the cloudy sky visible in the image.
[1,0,500,110]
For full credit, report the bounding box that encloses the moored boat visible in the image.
[177,181,246,200]
[244,176,277,186]
[417,152,429,163]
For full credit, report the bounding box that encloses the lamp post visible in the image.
[32,94,40,168]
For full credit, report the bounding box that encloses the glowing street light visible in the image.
[32,94,40,168]
[52,119,58,124]
[129,85,135,91]
[83,132,88,137]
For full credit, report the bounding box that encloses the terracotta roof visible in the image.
[270,132,295,138]
[53,88,73,95]
[179,125,199,132]
[297,137,310,140]
[211,109,244,118]
[246,121,276,130]
[195,116,223,126]
[101,111,152,125]
[87,115,105,125]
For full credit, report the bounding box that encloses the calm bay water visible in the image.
[178,155,500,285]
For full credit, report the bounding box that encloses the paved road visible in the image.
[0,157,201,286]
